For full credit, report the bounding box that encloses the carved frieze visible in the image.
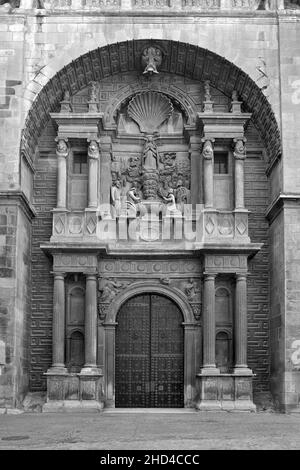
[99,259,201,276]
[204,255,248,273]
[53,254,98,271]
[182,0,220,8]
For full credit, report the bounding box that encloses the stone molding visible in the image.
[204,253,248,273]
[102,280,195,323]
[99,258,201,276]
[265,193,300,224]
[21,40,281,166]
[0,190,36,221]
[53,253,98,271]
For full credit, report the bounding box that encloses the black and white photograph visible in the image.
[0,0,299,456]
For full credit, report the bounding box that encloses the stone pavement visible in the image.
[0,409,300,450]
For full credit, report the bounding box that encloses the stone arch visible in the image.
[104,83,198,127]
[105,281,195,324]
[21,39,281,165]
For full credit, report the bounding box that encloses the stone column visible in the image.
[50,272,67,372]
[233,138,246,210]
[234,273,252,374]
[183,323,198,407]
[87,140,99,209]
[56,138,69,210]
[82,273,98,373]
[104,322,117,407]
[202,273,219,374]
[202,138,214,209]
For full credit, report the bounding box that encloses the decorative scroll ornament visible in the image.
[128,91,173,134]
[141,46,163,75]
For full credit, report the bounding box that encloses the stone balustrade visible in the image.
[51,207,249,245]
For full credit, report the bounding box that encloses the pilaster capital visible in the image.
[236,273,248,282]
[201,138,215,160]
[87,139,100,160]
[51,271,66,280]
[233,138,247,160]
[55,138,69,159]
[85,273,98,282]
[203,272,217,281]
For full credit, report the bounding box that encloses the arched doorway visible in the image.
[115,293,184,408]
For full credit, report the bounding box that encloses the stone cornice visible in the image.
[0,190,36,221]
[6,10,291,20]
[266,193,300,224]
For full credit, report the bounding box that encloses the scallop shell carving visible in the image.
[127,91,173,134]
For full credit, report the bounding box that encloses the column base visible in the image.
[43,400,104,413]
[233,366,253,376]
[80,366,102,375]
[195,373,256,412]
[45,366,68,375]
[200,367,220,375]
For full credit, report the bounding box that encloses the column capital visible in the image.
[201,138,215,160]
[87,139,100,160]
[85,273,98,281]
[233,138,247,160]
[51,271,66,279]
[236,273,248,281]
[55,138,69,159]
[203,272,217,281]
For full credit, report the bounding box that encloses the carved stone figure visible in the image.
[232,90,238,102]
[142,134,160,170]
[160,152,177,173]
[175,178,191,212]
[163,188,180,214]
[204,80,212,101]
[125,155,141,182]
[111,154,121,182]
[88,81,98,112]
[88,140,100,159]
[110,180,122,218]
[56,139,69,158]
[99,278,127,303]
[184,278,201,302]
[126,182,142,217]
[141,46,163,75]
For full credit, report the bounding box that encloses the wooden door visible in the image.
[115,294,184,407]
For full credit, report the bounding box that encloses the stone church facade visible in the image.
[0,0,299,413]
